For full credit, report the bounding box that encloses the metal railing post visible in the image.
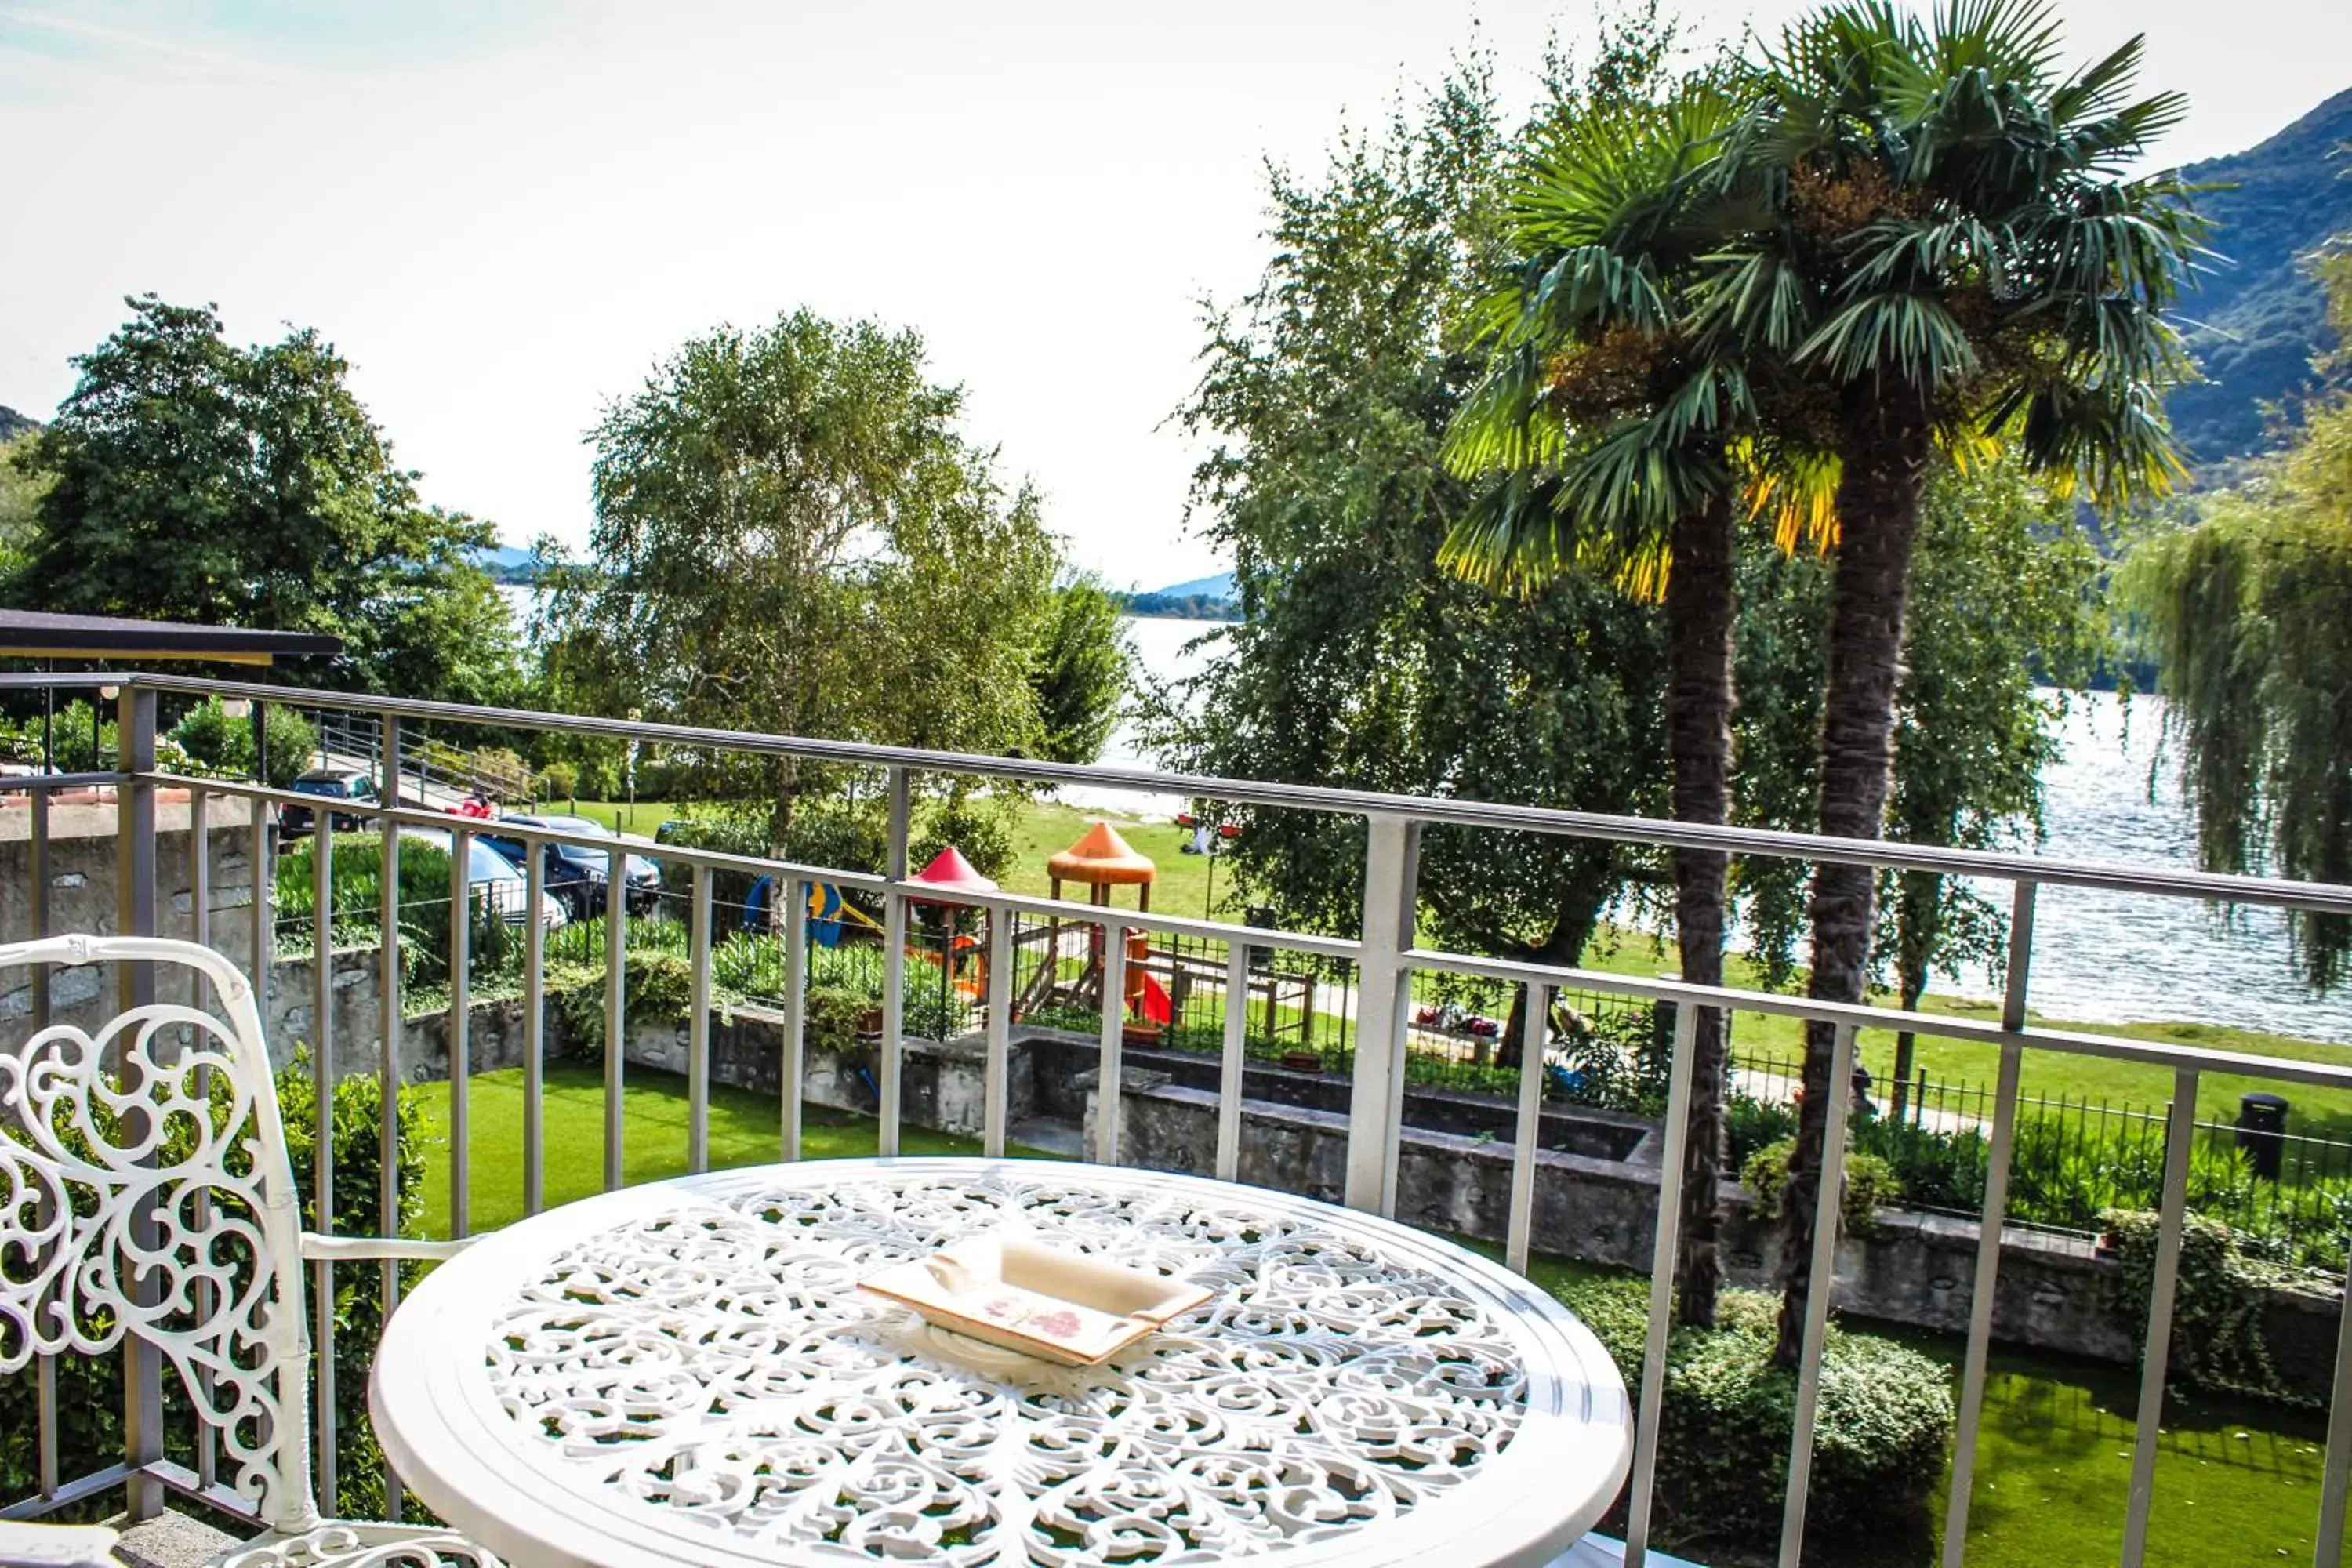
[1504,982,1553,1275]
[249,700,272,1021]
[115,684,163,1521]
[603,845,626,1190]
[1624,1000,1700,1568]
[2122,1069,2201,1568]
[1095,914,1127,1167]
[448,827,472,1237]
[688,865,712,1174]
[310,804,337,1515]
[1778,1021,1859,1568]
[984,910,1011,1160]
[523,837,546,1215]
[782,877,808,1162]
[1216,940,1250,1182]
[29,788,49,1026]
[1344,813,1419,1214]
[2314,1249,2352,1566]
[187,782,220,1495]
[880,768,910,1157]
[28,785,56,1504]
[372,713,404,1520]
[1943,879,2035,1566]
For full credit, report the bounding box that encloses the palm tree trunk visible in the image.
[1495,854,1610,1072]
[1773,416,1932,1368]
[1665,492,1737,1328]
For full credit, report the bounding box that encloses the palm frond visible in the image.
[1795,292,1980,387]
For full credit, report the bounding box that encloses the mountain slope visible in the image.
[1149,572,1236,600]
[2169,88,2352,463]
[0,406,38,444]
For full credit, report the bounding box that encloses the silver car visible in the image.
[397,827,569,930]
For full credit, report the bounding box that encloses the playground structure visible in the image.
[908,845,998,1011]
[723,823,1319,1052]
[1013,821,1172,1032]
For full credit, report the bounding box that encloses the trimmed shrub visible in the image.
[1726,1092,1799,1169]
[274,835,516,989]
[169,697,318,786]
[1740,1136,1904,1234]
[1561,1278,1953,1548]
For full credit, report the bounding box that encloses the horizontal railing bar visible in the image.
[0,771,132,793]
[0,673,127,690]
[0,1460,172,1520]
[1405,946,2352,1093]
[119,672,2352,919]
[137,771,895,894]
[153,767,1367,961]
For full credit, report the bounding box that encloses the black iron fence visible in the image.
[1731,1045,2352,1272]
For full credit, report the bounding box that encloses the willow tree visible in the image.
[1702,1,2207,1363]
[2126,252,2352,985]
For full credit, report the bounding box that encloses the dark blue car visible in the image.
[478,814,663,920]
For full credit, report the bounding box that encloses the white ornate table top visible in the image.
[372,1159,1630,1568]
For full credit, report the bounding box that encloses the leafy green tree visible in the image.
[9,296,520,700]
[2124,256,2352,985]
[1154,62,1673,1065]
[0,432,49,579]
[541,309,1059,848]
[1029,575,1132,765]
[1700,0,2203,1363]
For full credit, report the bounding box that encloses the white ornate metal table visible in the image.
[371,1158,1632,1568]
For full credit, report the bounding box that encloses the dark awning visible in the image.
[0,608,343,666]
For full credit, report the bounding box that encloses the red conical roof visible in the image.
[911,844,998,895]
[1047,821,1156,885]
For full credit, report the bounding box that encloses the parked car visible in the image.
[478,814,663,919]
[397,827,568,931]
[281,767,379,837]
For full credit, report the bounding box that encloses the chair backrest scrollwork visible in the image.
[0,935,317,1535]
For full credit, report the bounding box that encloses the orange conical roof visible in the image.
[1047,820,1156,885]
[910,845,999,897]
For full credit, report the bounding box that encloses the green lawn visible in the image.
[408,1061,1046,1238]
[561,798,677,838]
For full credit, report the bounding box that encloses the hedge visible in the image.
[1561,1276,1953,1549]
[0,1053,428,1522]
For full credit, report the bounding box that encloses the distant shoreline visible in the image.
[1117,592,1239,622]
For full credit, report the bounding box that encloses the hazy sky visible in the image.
[2,2,2344,589]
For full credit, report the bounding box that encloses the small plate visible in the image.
[860,1236,1212,1367]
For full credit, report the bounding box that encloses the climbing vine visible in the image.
[2102,1208,2310,1406]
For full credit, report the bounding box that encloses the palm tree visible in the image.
[1441,82,1825,1327]
[1695,0,2206,1364]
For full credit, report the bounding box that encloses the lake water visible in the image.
[1094,618,2352,1045]
[500,588,2352,1044]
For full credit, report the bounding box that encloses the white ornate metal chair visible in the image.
[0,935,498,1567]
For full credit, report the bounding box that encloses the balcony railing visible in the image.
[5,668,2352,1567]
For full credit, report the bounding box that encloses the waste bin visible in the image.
[2237,1091,2290,1181]
[1243,905,1276,972]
